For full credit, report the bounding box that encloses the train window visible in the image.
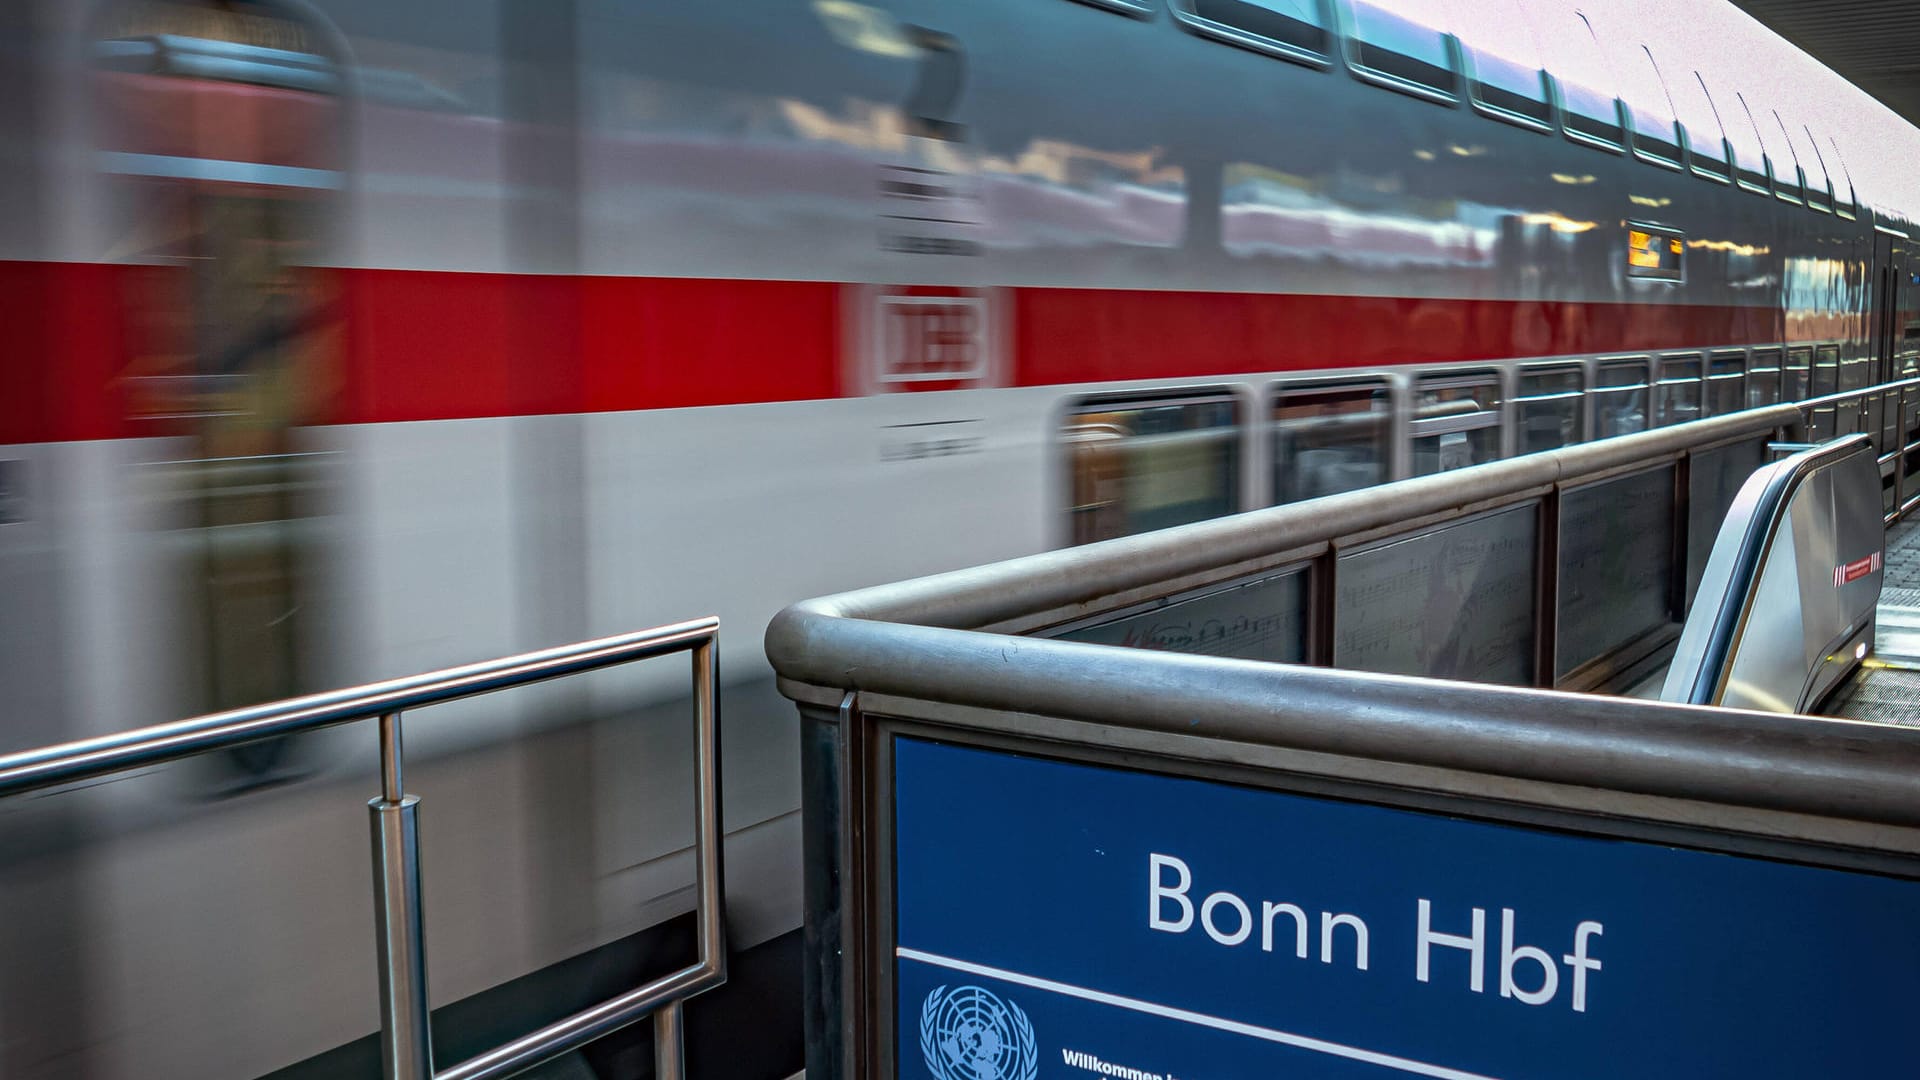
[1620,45,1682,167]
[1764,109,1804,205]
[1594,357,1650,436]
[1826,136,1858,219]
[1706,350,1745,416]
[1784,345,1812,401]
[1725,91,1771,194]
[1172,0,1333,65]
[1065,392,1242,545]
[1539,10,1623,149]
[1674,71,1730,182]
[1516,365,1584,453]
[1748,347,1782,406]
[1793,123,1833,213]
[1069,0,1156,14]
[1410,371,1502,475]
[1656,353,1703,426]
[1837,344,1872,393]
[1340,0,1459,101]
[1273,380,1392,504]
[1810,345,1839,398]
[1626,222,1684,282]
[1453,0,1551,128]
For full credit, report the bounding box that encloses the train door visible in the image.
[90,0,344,789]
[1872,231,1902,385]
[1869,230,1905,458]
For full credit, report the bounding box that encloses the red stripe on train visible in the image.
[1013,288,1786,384]
[1,261,1803,443]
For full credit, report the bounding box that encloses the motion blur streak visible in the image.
[3,0,1920,1077]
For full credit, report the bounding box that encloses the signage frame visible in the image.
[845,707,1920,1080]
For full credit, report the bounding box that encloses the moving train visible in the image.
[3,0,1920,1076]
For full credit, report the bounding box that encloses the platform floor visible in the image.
[1873,517,1920,665]
[1827,517,1920,725]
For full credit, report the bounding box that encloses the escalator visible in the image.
[1662,435,1920,723]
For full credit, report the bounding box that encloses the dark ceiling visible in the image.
[1731,0,1920,127]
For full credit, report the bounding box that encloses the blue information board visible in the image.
[892,737,1920,1080]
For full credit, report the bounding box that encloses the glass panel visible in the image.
[1726,90,1770,192]
[1557,467,1676,678]
[1274,382,1392,504]
[1411,374,1501,475]
[1707,351,1745,415]
[1055,570,1307,663]
[1454,0,1550,124]
[1344,0,1458,95]
[1748,347,1781,407]
[1791,121,1832,211]
[1656,353,1703,425]
[1066,394,1241,545]
[1181,0,1333,57]
[1687,439,1767,605]
[1674,71,1729,178]
[1334,504,1537,685]
[1784,346,1812,401]
[1621,45,1680,163]
[1517,366,1583,452]
[1539,9,1621,145]
[1594,358,1649,436]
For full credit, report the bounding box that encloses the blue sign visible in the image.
[892,738,1920,1079]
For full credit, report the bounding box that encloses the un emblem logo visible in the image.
[919,985,1037,1080]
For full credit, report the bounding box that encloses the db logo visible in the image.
[852,286,1002,393]
[880,296,984,383]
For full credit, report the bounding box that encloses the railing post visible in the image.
[654,1000,687,1080]
[370,710,434,1080]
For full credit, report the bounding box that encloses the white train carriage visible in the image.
[2,0,1919,1076]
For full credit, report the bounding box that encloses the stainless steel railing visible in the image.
[1788,374,1920,522]
[0,617,726,1080]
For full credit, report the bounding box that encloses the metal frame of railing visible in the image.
[1788,374,1920,524]
[766,504,1920,1080]
[0,618,726,1080]
[767,380,1920,1080]
[784,404,1799,697]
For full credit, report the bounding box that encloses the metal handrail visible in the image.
[0,618,726,1080]
[1790,374,1920,416]
[1788,375,1920,523]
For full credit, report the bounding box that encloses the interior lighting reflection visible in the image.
[1520,211,1598,234]
[1551,173,1596,185]
[1413,149,1437,161]
[812,0,917,57]
[1687,238,1770,257]
[1447,144,1486,157]
[1629,194,1672,208]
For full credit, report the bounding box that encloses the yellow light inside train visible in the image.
[1629,248,1661,268]
[1670,238,1683,254]
[1522,212,1599,234]
[1629,229,1650,249]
